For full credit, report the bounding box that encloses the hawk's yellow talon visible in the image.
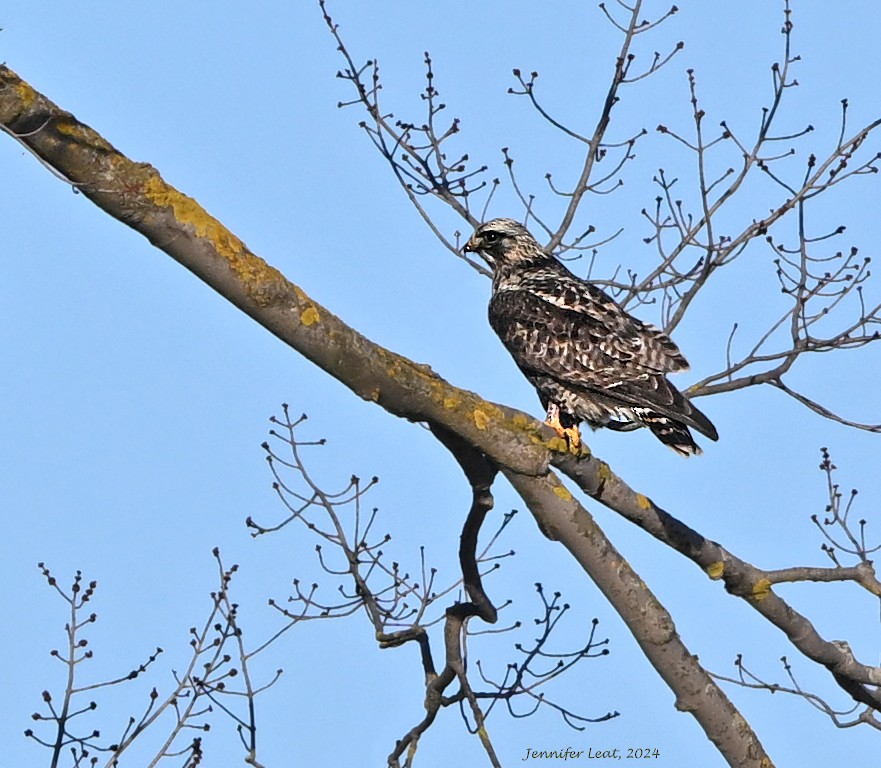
[563,425,581,450]
[543,405,582,450]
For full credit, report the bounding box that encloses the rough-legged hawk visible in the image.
[464,218,718,456]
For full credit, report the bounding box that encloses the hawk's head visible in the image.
[463,218,549,272]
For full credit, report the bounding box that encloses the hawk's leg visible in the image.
[545,402,581,450]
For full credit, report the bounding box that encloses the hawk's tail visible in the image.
[641,381,718,455]
[634,409,703,457]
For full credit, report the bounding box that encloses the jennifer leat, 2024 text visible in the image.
[522,746,661,761]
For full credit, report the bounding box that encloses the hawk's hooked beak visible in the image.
[463,235,495,268]
[462,237,477,254]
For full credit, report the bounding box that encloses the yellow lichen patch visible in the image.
[512,413,531,428]
[48,117,114,152]
[705,561,724,580]
[472,409,490,430]
[597,462,612,482]
[636,493,651,510]
[144,175,246,259]
[553,485,573,501]
[443,396,461,410]
[15,80,37,108]
[751,578,772,600]
[54,119,85,137]
[143,175,293,306]
[545,435,570,452]
[300,306,320,326]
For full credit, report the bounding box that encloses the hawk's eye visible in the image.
[483,231,501,243]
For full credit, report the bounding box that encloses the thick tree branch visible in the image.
[551,451,881,708]
[0,65,549,478]
[502,469,772,767]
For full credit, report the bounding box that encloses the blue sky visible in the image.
[2,2,880,766]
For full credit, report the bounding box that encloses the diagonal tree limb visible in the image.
[1,65,773,767]
[551,451,881,708]
[503,468,772,766]
[0,66,549,477]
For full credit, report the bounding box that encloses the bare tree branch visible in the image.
[713,654,881,732]
[28,554,281,768]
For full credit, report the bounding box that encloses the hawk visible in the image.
[464,218,718,456]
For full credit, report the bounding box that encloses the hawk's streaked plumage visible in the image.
[464,218,718,456]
